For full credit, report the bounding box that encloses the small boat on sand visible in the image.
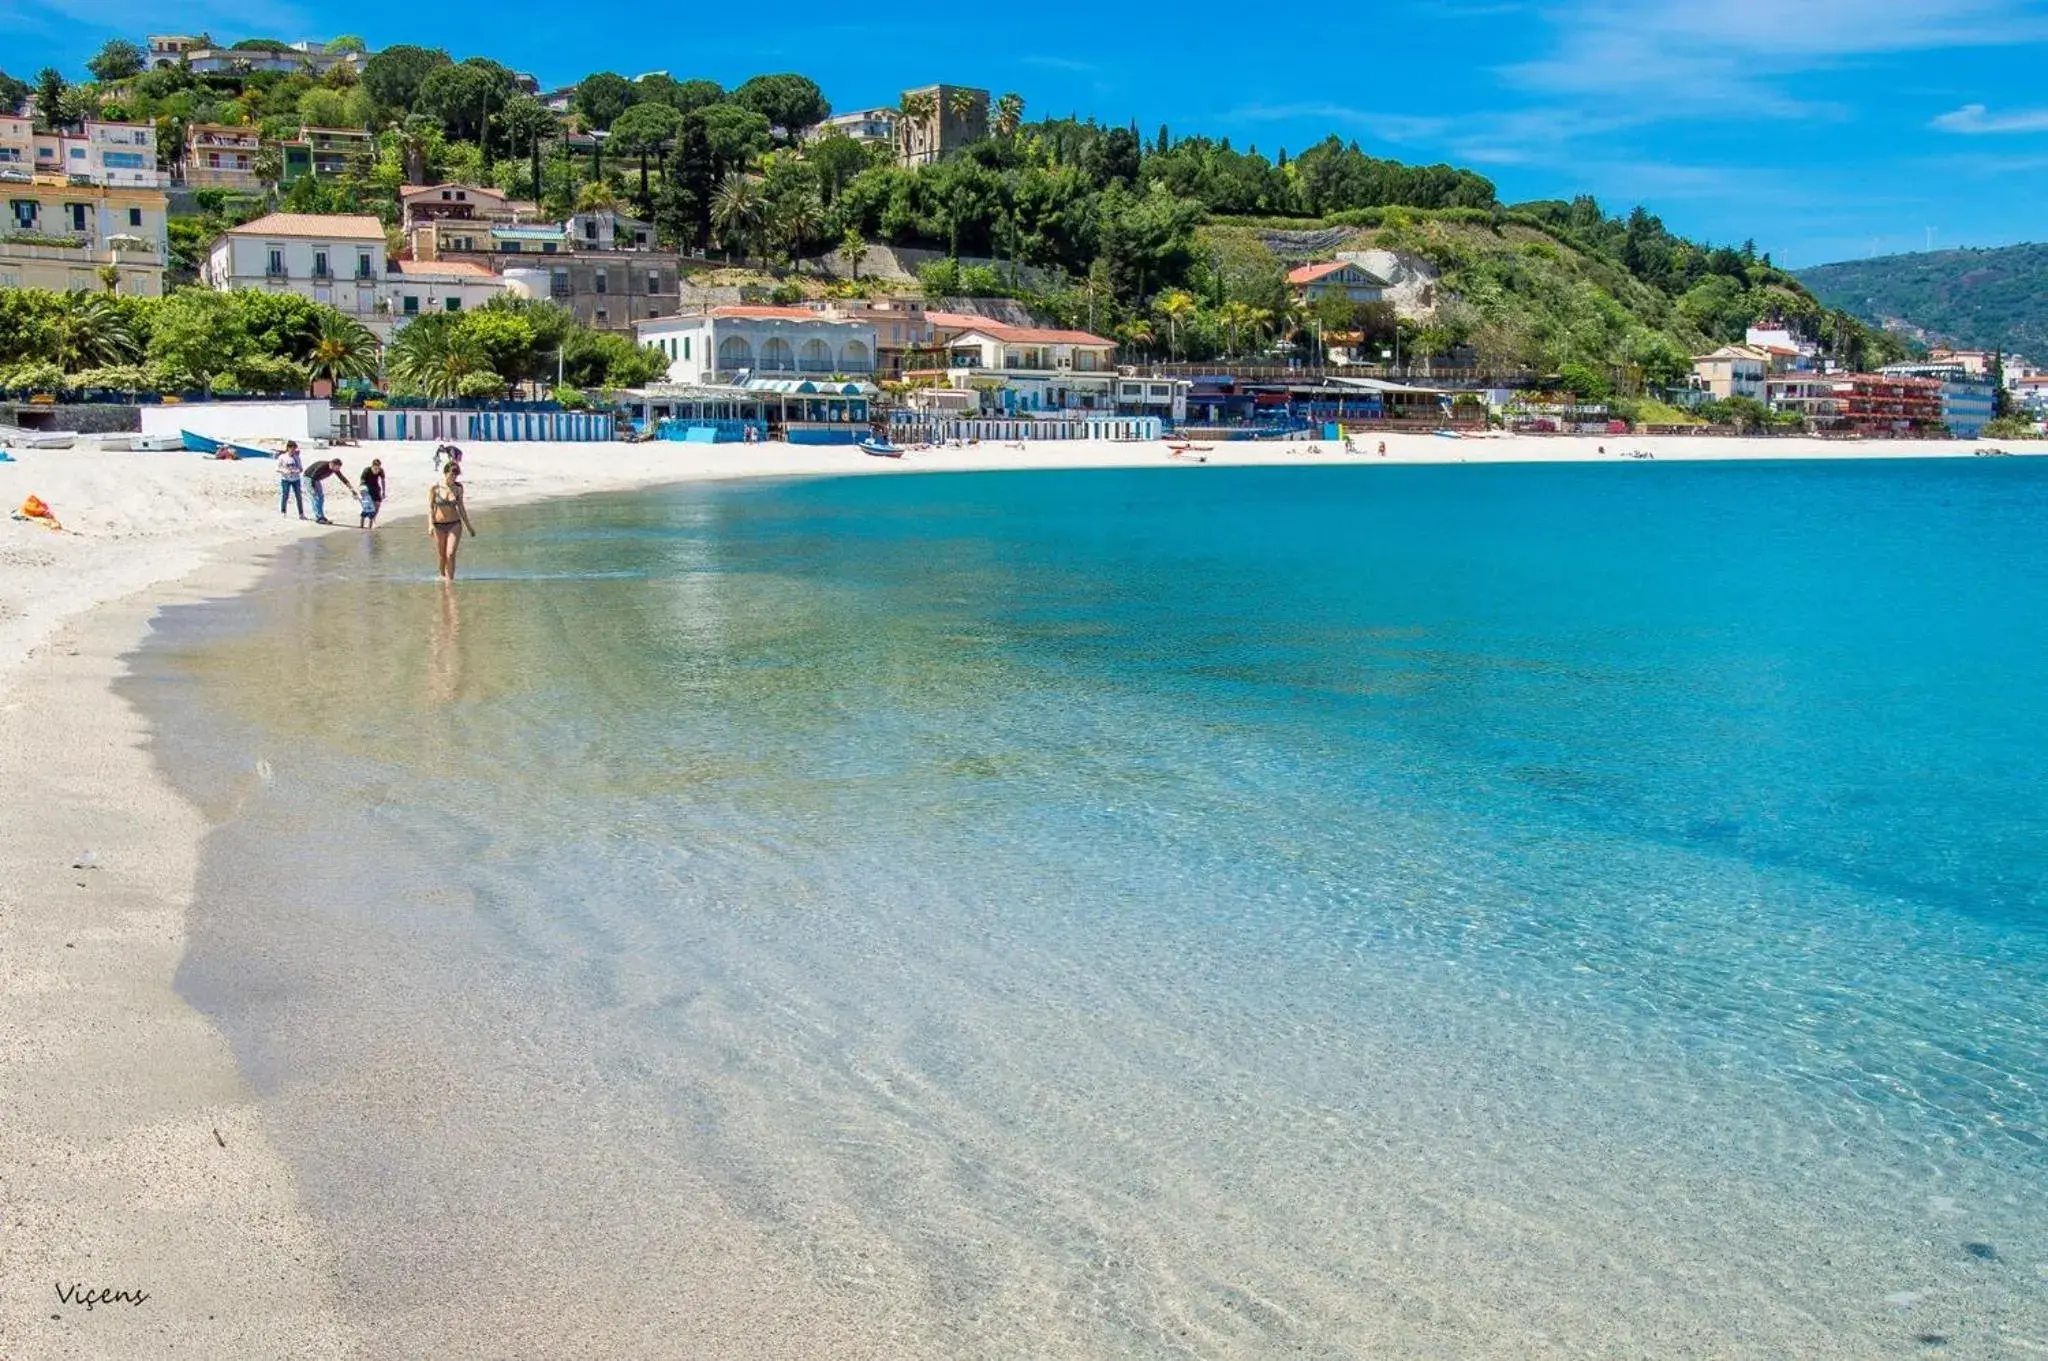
[99,432,186,451]
[0,429,78,449]
[181,430,267,459]
[859,438,904,458]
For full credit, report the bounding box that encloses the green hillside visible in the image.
[1797,243,2048,356]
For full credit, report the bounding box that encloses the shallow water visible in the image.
[133,462,2048,1357]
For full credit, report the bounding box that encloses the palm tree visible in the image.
[306,310,381,390]
[1219,300,1255,357]
[775,191,823,266]
[992,92,1025,139]
[897,91,936,162]
[711,171,765,266]
[949,88,981,138]
[1118,318,1155,362]
[1154,289,1197,361]
[385,314,486,400]
[50,292,137,371]
[840,228,868,281]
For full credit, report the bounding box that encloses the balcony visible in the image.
[266,264,289,278]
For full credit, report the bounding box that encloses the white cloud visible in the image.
[1506,0,2044,112]
[1931,103,2048,133]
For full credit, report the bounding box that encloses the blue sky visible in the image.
[7,0,2047,267]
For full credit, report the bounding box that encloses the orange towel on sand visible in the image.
[19,495,62,530]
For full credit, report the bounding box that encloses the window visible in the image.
[105,152,145,169]
[68,202,89,231]
[356,252,372,278]
[267,247,284,275]
[402,295,419,315]
[10,200,36,230]
[1150,384,1169,396]
[446,297,461,312]
[540,242,556,254]
[593,270,607,294]
[128,207,142,226]
[633,231,647,246]
[312,250,329,277]
[583,219,598,239]
[647,271,660,293]
[70,147,85,160]
[683,337,691,360]
[594,308,608,323]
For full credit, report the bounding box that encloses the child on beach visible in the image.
[359,459,385,528]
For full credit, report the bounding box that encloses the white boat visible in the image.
[0,429,78,449]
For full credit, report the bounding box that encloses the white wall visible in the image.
[141,400,334,443]
[211,234,386,322]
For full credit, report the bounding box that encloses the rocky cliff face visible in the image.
[1337,249,1440,321]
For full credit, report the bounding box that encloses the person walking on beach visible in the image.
[358,458,386,529]
[304,456,356,526]
[277,443,306,518]
[428,462,476,581]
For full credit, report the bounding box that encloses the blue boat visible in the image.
[859,437,903,458]
[181,430,264,459]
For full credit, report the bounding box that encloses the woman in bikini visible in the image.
[428,463,477,581]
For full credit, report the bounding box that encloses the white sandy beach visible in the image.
[0,429,2026,1356]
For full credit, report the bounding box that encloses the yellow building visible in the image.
[0,176,170,296]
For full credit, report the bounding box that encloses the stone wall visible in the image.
[0,402,141,433]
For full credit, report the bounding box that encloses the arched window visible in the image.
[839,340,870,372]
[718,335,753,371]
[760,337,795,371]
[799,338,833,372]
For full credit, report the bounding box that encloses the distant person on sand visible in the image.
[429,462,477,581]
[277,443,305,518]
[304,457,355,526]
[433,443,464,473]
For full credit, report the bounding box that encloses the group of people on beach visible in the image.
[275,441,476,580]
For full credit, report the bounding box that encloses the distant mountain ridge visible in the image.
[1797,243,2048,357]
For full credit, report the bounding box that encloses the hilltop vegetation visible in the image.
[1,42,1905,383]
[1798,243,2048,356]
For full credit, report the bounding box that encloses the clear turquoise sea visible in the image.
[134,461,2048,1357]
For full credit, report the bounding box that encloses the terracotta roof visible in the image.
[946,319,1115,347]
[226,213,386,240]
[709,305,838,321]
[400,183,509,200]
[390,259,498,278]
[924,310,986,331]
[1294,266,1376,288]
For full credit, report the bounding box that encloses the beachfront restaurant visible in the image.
[740,377,877,443]
[617,378,875,443]
[617,384,771,442]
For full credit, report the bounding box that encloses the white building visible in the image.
[386,259,507,321]
[566,205,655,251]
[1691,344,1769,400]
[1745,322,1819,371]
[203,212,388,330]
[1,116,160,188]
[813,108,896,147]
[635,306,877,384]
[940,320,1120,413]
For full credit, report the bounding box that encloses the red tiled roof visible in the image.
[400,183,509,199]
[945,319,1115,347]
[1287,260,1354,285]
[225,213,385,240]
[709,305,829,320]
[391,259,497,278]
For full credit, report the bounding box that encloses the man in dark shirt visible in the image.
[304,456,355,525]
[358,458,386,528]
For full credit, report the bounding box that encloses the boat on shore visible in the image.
[181,430,267,459]
[0,429,78,450]
[99,432,186,451]
[859,438,904,458]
